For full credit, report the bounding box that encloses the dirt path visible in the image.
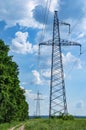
[9,126,16,130]
[9,124,24,130]
[17,125,24,130]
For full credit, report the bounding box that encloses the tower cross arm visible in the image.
[61,39,82,54]
[60,21,70,33]
[39,39,52,46]
[39,39,81,54]
[60,21,70,26]
[39,39,81,48]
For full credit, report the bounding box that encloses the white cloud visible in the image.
[20,86,36,100]
[76,32,85,39]
[62,52,82,69]
[41,69,51,78]
[32,70,43,85]
[20,86,25,90]
[25,89,47,100]
[0,0,59,28]
[25,89,37,100]
[50,0,59,12]
[31,69,50,86]
[35,29,53,43]
[0,0,43,28]
[11,31,38,54]
[35,31,45,43]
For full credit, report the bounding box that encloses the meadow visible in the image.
[25,118,86,130]
[0,118,86,130]
[0,121,24,130]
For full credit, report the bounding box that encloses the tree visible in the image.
[0,40,28,123]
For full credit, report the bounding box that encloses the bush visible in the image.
[58,112,74,120]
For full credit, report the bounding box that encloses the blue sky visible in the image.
[0,0,86,116]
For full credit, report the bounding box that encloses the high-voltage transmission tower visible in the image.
[34,91,43,117]
[39,11,81,117]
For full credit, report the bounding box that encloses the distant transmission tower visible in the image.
[34,91,43,117]
[39,11,81,117]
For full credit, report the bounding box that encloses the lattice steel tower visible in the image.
[39,11,81,117]
[34,91,43,117]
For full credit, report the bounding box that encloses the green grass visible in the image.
[25,118,86,130]
[0,121,23,130]
[0,118,86,130]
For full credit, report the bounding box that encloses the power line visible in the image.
[65,13,83,41]
[65,45,86,80]
[70,14,83,34]
[66,55,81,78]
[45,0,52,25]
[41,0,52,41]
[40,0,49,41]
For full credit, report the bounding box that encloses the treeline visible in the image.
[0,40,28,123]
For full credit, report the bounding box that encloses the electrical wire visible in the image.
[80,49,86,55]
[70,14,83,34]
[41,0,52,41]
[44,0,52,25]
[39,0,86,80]
[38,0,59,42]
[64,13,83,42]
[64,46,86,82]
[65,54,81,78]
[37,0,52,81]
[65,13,86,76]
[36,0,52,96]
[64,43,86,79]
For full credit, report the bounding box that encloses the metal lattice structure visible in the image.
[34,91,43,117]
[39,11,81,117]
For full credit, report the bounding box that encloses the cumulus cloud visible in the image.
[0,0,59,28]
[11,31,38,54]
[32,70,42,85]
[25,89,37,100]
[62,52,82,69]
[33,5,53,24]
[50,0,60,12]
[0,0,44,28]
[41,69,51,78]
[25,89,47,100]
[31,69,50,86]
[20,87,37,100]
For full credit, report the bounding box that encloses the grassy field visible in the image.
[0,121,24,130]
[0,118,86,130]
[25,118,86,130]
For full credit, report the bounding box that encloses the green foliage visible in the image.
[0,40,28,123]
[58,112,74,120]
[50,113,74,120]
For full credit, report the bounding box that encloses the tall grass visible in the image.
[0,118,86,130]
[25,118,86,130]
[0,121,23,130]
